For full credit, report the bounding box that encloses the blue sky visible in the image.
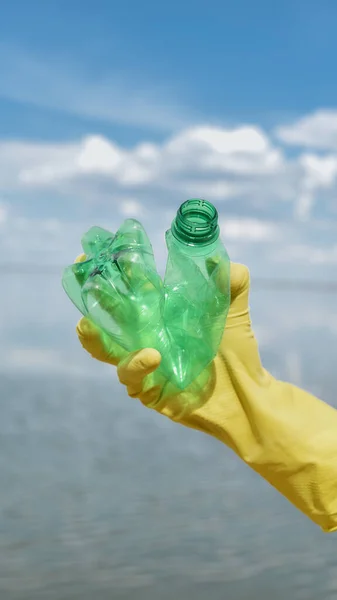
[1,0,337,380]
[2,0,337,142]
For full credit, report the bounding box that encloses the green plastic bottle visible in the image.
[62,199,230,389]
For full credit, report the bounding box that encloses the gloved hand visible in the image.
[76,255,337,532]
[76,255,267,420]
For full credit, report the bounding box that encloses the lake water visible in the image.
[1,372,337,600]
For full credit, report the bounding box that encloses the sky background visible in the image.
[1,0,337,387]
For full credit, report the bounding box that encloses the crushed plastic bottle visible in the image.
[62,199,230,389]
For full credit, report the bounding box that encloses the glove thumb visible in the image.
[117,348,162,389]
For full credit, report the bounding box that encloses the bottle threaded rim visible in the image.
[171,199,219,245]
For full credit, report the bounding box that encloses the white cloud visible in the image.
[0,212,83,265]
[119,199,145,217]
[1,113,337,280]
[2,117,337,228]
[0,202,8,225]
[0,139,80,189]
[295,153,337,221]
[77,136,125,174]
[4,121,337,224]
[299,153,337,187]
[0,125,288,202]
[164,125,284,176]
[220,218,278,242]
[273,109,337,219]
[275,109,337,150]
[274,243,337,265]
[4,124,285,190]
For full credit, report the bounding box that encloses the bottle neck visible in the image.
[171,199,220,246]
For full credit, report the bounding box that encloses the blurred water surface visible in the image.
[1,369,337,600]
[1,278,337,599]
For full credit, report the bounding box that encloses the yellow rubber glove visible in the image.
[76,255,337,532]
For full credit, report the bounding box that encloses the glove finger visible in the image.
[206,258,250,326]
[227,262,251,326]
[206,255,229,295]
[117,348,161,387]
[230,262,250,295]
[205,255,231,322]
[76,317,127,366]
[229,262,250,304]
[75,253,87,263]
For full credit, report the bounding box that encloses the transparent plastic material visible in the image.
[62,199,231,389]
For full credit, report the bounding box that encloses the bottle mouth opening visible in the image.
[171,199,219,245]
